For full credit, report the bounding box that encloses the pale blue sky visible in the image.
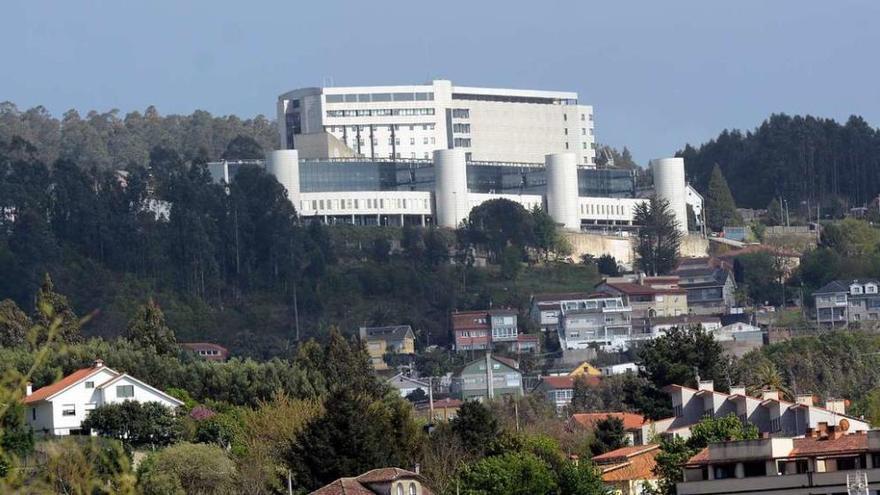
[4,0,879,162]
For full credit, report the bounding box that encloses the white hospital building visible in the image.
[207,80,701,233]
[278,79,596,166]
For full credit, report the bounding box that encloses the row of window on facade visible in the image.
[343,136,437,147]
[580,203,630,217]
[326,108,436,117]
[325,92,434,103]
[327,124,437,133]
[302,197,431,212]
[562,113,592,122]
[563,127,592,136]
[564,141,592,150]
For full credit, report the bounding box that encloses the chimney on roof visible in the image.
[25,382,32,396]
[825,398,846,415]
[730,385,746,396]
[761,389,780,401]
[698,380,714,392]
[816,422,829,439]
[796,394,814,407]
[828,425,845,440]
[413,463,420,475]
[94,359,104,368]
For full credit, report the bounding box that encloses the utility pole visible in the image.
[293,284,300,341]
[486,351,494,400]
[428,376,435,421]
[288,470,293,495]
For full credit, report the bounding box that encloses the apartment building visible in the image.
[814,279,880,326]
[278,80,596,166]
[673,258,737,315]
[635,381,871,447]
[678,428,880,495]
[451,309,535,353]
[557,296,633,351]
[529,292,595,332]
[596,278,689,320]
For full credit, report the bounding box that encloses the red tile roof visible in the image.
[685,433,871,466]
[790,434,869,457]
[355,468,418,484]
[570,412,646,431]
[451,311,490,330]
[309,469,432,495]
[597,445,661,483]
[310,478,375,495]
[541,375,600,390]
[593,444,660,463]
[23,365,107,404]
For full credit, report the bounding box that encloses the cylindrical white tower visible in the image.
[266,149,301,210]
[433,149,469,228]
[651,157,688,234]
[545,152,580,231]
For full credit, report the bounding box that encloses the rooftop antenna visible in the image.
[322,76,335,87]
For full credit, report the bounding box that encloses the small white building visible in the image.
[386,373,429,398]
[601,362,640,376]
[23,359,184,436]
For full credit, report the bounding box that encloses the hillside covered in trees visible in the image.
[0,102,277,169]
[678,113,880,210]
[0,103,586,358]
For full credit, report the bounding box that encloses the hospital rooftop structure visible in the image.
[208,80,700,232]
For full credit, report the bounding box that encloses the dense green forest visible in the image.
[0,102,277,168]
[678,113,880,210]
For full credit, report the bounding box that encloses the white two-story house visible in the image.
[23,359,184,436]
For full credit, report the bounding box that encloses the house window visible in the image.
[31,408,36,420]
[397,484,404,495]
[409,483,418,495]
[673,405,683,417]
[85,381,94,389]
[117,385,135,398]
[62,404,76,416]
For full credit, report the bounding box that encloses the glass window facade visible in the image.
[291,160,636,199]
[577,169,636,197]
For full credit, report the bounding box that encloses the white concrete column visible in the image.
[434,149,469,228]
[266,150,301,209]
[650,157,688,234]
[545,152,580,230]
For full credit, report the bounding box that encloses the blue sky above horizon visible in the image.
[4,0,879,163]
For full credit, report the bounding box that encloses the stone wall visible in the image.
[563,232,709,269]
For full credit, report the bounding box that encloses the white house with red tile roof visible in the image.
[23,359,183,436]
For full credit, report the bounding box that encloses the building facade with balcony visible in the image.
[814,279,880,326]
[557,296,634,351]
[678,429,880,495]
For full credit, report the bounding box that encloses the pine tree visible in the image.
[125,298,177,354]
[706,164,742,231]
[0,299,33,347]
[634,197,682,276]
[33,273,81,344]
[590,416,628,455]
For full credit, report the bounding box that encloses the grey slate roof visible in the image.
[360,325,414,341]
[814,279,880,295]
